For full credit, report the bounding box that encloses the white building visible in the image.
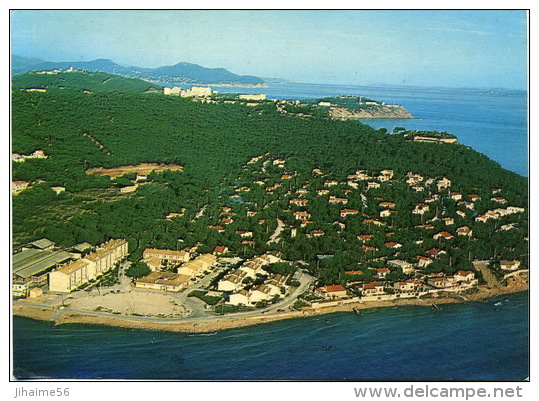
[49,239,128,292]
[239,94,266,101]
[228,290,251,305]
[388,260,415,274]
[180,86,213,97]
[12,181,29,194]
[176,254,216,276]
[164,86,182,95]
[51,186,66,195]
[249,284,273,304]
[218,269,247,292]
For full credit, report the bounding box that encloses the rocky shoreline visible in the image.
[329,104,413,119]
[12,283,527,334]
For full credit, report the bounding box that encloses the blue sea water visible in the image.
[12,83,529,380]
[213,83,528,176]
[13,292,528,380]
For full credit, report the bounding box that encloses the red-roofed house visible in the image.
[324,180,339,187]
[454,270,475,282]
[491,197,507,204]
[363,219,384,226]
[12,180,28,194]
[361,281,385,296]
[345,270,364,275]
[416,255,433,268]
[394,280,423,292]
[475,215,490,223]
[434,231,454,240]
[340,209,359,218]
[442,217,454,225]
[315,284,348,299]
[425,248,445,257]
[456,226,473,237]
[213,246,228,255]
[357,234,374,242]
[290,198,309,207]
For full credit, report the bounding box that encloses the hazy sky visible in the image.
[10,10,528,89]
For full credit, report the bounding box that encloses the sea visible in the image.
[12,82,529,380]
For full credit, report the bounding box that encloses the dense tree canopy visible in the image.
[11,73,528,286]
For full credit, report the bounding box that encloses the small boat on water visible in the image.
[431,303,441,312]
[352,308,362,316]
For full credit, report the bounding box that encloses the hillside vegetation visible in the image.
[11,71,528,282]
[12,71,163,93]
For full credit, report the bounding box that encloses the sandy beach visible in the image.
[13,280,528,334]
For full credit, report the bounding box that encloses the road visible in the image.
[192,204,208,221]
[171,261,231,318]
[267,218,285,244]
[14,266,316,326]
[473,260,501,288]
[172,263,315,320]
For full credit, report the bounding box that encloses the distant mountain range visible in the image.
[11,55,266,87]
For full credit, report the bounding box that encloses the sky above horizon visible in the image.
[10,10,528,89]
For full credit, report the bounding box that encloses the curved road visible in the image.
[15,267,316,326]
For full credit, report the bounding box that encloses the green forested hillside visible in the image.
[12,89,526,192]
[12,71,163,93]
[11,72,528,282]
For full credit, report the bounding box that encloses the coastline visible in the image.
[12,283,527,334]
[329,105,413,119]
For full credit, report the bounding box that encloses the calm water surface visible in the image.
[13,292,528,380]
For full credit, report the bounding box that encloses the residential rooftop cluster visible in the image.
[216,252,290,306]
[11,153,527,316]
[134,248,217,292]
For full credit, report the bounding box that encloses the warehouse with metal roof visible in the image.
[12,249,72,285]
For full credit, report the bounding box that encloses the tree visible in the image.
[113,177,135,188]
[124,261,151,278]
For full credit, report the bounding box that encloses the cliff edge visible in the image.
[329,104,413,119]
